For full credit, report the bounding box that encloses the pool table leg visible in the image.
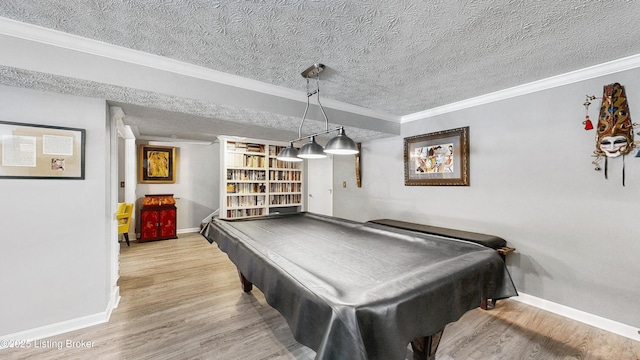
[411,328,443,360]
[238,271,253,292]
[481,299,496,310]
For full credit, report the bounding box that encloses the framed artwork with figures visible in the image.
[404,126,469,186]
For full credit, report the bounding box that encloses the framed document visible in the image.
[0,121,85,179]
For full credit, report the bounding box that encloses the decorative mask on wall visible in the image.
[583,83,639,185]
[595,83,634,157]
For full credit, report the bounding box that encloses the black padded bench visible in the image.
[366,219,515,258]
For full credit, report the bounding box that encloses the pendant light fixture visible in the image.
[276,63,359,161]
[298,136,326,159]
[276,141,303,162]
[324,127,359,155]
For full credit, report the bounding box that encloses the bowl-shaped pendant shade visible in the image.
[277,144,303,162]
[297,137,326,159]
[324,128,359,155]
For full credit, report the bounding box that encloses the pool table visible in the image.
[202,212,517,360]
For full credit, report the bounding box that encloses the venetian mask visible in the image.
[595,83,634,158]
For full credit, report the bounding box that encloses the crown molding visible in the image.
[401,53,640,123]
[0,17,398,123]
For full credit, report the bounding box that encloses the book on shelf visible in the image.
[226,141,247,150]
[227,141,265,153]
[225,153,265,168]
[269,146,287,157]
[226,153,242,167]
[246,143,265,153]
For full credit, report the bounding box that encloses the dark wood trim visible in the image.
[411,329,444,360]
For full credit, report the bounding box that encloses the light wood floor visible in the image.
[2,232,639,359]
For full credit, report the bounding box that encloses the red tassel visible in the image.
[583,116,594,130]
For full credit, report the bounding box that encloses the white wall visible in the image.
[0,85,114,336]
[333,68,640,329]
[135,141,219,232]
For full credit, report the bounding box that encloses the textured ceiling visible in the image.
[1,1,640,143]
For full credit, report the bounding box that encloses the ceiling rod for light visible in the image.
[277,63,359,161]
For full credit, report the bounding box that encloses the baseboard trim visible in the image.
[513,292,640,342]
[177,227,200,234]
[108,286,121,317]
[0,287,120,349]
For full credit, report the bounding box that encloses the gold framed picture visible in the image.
[139,145,177,184]
[404,126,469,186]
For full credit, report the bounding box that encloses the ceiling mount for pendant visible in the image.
[301,63,325,79]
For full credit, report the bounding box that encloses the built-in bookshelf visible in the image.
[220,137,303,219]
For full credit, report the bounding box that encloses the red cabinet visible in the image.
[139,194,177,242]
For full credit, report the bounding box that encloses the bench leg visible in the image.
[481,299,496,310]
[411,329,444,360]
[239,272,253,292]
